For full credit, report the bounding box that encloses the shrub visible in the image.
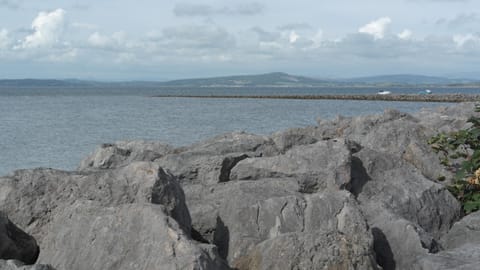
[428,104,480,214]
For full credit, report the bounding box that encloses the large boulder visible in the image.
[78,140,173,170]
[184,179,376,268]
[38,201,229,270]
[0,213,39,265]
[412,244,480,270]
[154,132,277,186]
[415,102,478,135]
[317,109,452,182]
[352,148,461,269]
[0,162,191,243]
[441,210,480,249]
[411,211,480,269]
[230,139,352,192]
[156,153,249,185]
[181,132,277,156]
[269,126,320,153]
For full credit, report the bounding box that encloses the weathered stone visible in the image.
[185,179,376,267]
[441,210,480,249]
[78,140,173,170]
[234,231,376,270]
[156,153,248,185]
[230,139,352,192]
[316,109,453,181]
[412,244,480,270]
[352,148,461,269]
[230,190,377,270]
[38,201,229,270]
[0,162,191,243]
[0,213,39,265]
[183,132,277,156]
[270,126,319,153]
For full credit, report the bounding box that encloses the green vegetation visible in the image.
[429,104,480,214]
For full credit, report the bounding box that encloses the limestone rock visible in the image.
[0,162,191,243]
[38,201,229,270]
[78,140,173,170]
[230,139,352,192]
[352,148,461,269]
[185,178,376,267]
[441,210,480,249]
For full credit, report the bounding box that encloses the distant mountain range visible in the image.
[0,72,478,88]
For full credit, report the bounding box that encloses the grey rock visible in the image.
[234,231,376,270]
[352,148,461,269]
[78,140,173,170]
[412,244,480,270]
[156,153,248,185]
[0,213,39,265]
[38,201,229,270]
[316,109,453,181]
[270,126,319,153]
[230,190,377,269]
[0,260,54,270]
[185,179,376,267]
[183,132,277,156]
[230,139,352,192]
[185,178,300,249]
[415,102,478,135]
[441,210,480,249]
[153,132,278,185]
[0,162,191,243]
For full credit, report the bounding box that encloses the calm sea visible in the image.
[0,86,477,176]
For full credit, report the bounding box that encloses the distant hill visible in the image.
[0,73,478,88]
[0,79,94,87]
[342,74,478,85]
[161,72,326,87]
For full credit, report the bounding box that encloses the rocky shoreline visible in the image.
[1,102,479,270]
[153,94,480,103]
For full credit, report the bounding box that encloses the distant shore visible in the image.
[153,94,480,103]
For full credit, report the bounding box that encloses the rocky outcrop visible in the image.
[230,139,352,192]
[78,140,173,170]
[412,211,480,270]
[1,102,479,269]
[0,162,192,241]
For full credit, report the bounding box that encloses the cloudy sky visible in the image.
[0,0,479,80]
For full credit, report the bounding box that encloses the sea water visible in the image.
[0,87,473,176]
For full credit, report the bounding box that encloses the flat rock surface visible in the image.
[38,201,229,270]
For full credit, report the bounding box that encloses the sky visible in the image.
[0,0,479,80]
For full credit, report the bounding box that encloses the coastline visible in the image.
[153,93,480,103]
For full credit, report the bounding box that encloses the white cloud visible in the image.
[20,9,66,49]
[88,32,111,47]
[397,29,413,40]
[289,31,299,43]
[453,33,479,47]
[88,31,129,49]
[358,17,392,39]
[0,29,10,49]
[310,30,323,48]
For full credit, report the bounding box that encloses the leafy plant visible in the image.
[429,104,480,214]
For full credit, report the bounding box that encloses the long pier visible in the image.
[153,94,480,103]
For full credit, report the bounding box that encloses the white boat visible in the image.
[377,90,392,95]
[418,89,432,95]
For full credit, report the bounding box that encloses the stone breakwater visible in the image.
[1,102,480,270]
[153,94,480,103]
